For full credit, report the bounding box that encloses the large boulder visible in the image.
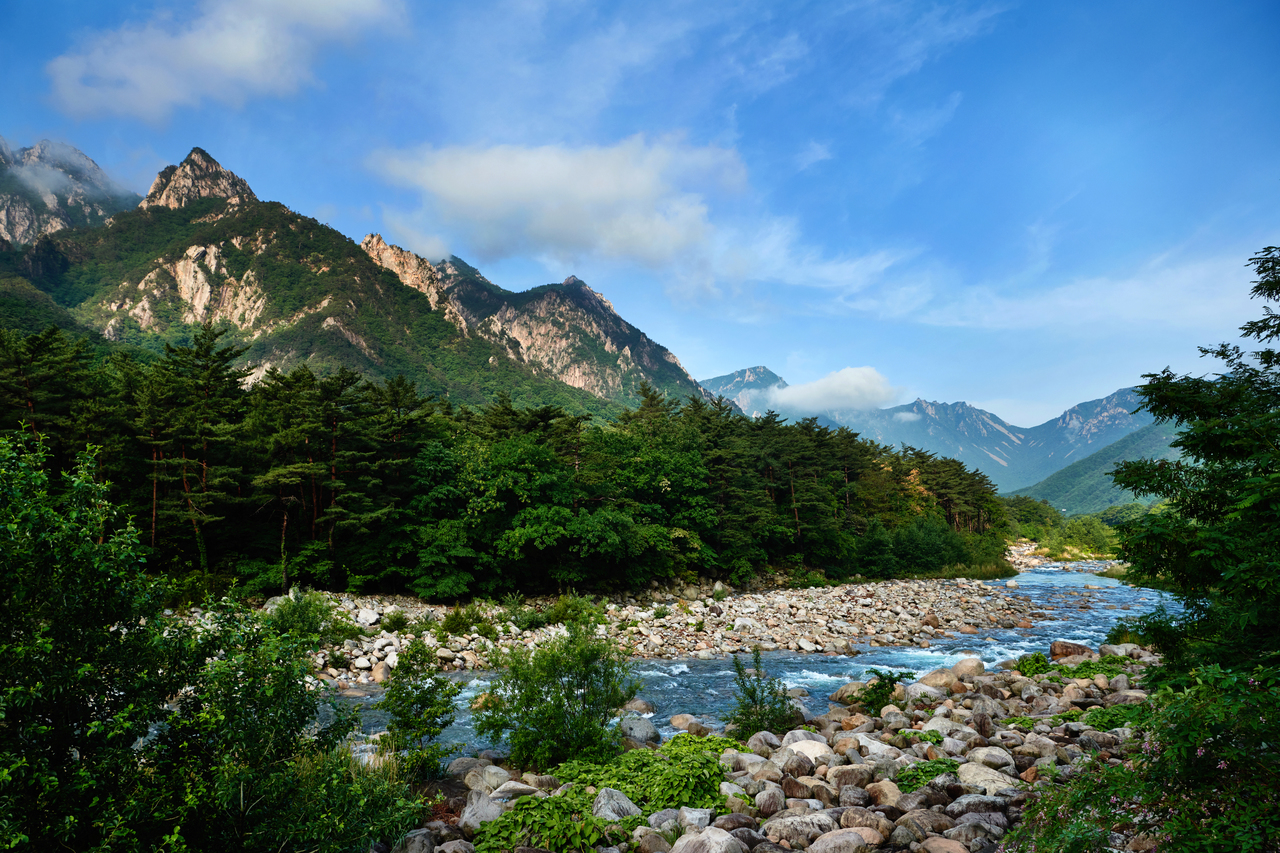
[966,746,1016,772]
[1050,640,1092,660]
[806,828,873,853]
[459,790,503,836]
[781,729,827,747]
[593,787,642,820]
[951,658,985,679]
[391,828,436,853]
[956,762,1016,796]
[761,813,839,847]
[621,716,661,744]
[669,827,747,853]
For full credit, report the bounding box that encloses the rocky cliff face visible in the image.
[139,147,257,210]
[0,136,140,246]
[361,234,711,405]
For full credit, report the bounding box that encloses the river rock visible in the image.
[957,762,1015,796]
[951,657,985,679]
[391,828,436,853]
[459,790,503,836]
[1050,640,1092,660]
[807,828,872,853]
[593,787,642,820]
[762,813,839,847]
[670,827,747,853]
[622,716,661,744]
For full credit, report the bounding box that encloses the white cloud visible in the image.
[373,134,915,299]
[764,367,900,413]
[47,0,402,121]
[893,411,922,422]
[888,91,964,145]
[372,135,745,269]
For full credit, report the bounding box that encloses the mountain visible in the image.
[1011,421,1180,515]
[2,145,708,413]
[704,366,1153,491]
[361,235,710,405]
[701,366,788,416]
[0,136,141,246]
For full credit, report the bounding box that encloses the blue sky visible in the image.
[5,0,1279,425]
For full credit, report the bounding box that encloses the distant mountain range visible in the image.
[0,143,709,414]
[1010,421,1180,515]
[701,367,1155,492]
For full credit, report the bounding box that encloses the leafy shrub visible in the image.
[375,638,461,780]
[1004,715,1037,729]
[914,729,943,745]
[1082,702,1151,732]
[541,591,606,626]
[267,589,362,646]
[896,758,959,793]
[474,620,637,769]
[440,601,494,636]
[725,646,796,735]
[1015,652,1053,677]
[474,790,639,853]
[856,669,914,714]
[380,610,409,634]
[500,592,548,632]
[558,733,737,811]
[653,604,670,619]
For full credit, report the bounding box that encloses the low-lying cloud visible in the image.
[47,0,402,121]
[763,367,899,413]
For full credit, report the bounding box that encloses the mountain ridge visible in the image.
[1,143,713,414]
[701,366,1152,490]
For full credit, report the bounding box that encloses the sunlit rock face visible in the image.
[139,147,258,210]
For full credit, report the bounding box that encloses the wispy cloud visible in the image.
[47,0,402,121]
[764,366,901,412]
[372,134,906,298]
[796,141,833,171]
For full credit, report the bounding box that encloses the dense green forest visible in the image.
[0,321,1009,599]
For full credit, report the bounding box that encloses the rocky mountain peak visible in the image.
[139,147,257,210]
[0,136,14,167]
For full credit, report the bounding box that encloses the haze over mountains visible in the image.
[701,367,1159,493]
[0,136,1175,503]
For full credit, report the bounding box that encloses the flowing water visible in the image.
[345,562,1176,754]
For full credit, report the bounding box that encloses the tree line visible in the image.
[0,321,1008,599]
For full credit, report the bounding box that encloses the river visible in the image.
[344,561,1176,754]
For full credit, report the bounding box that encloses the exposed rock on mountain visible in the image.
[7,144,711,415]
[700,366,788,415]
[139,147,257,210]
[362,234,711,405]
[0,136,140,246]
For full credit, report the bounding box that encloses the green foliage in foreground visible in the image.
[475,734,736,853]
[855,669,915,715]
[266,588,364,646]
[375,638,461,780]
[1008,249,1280,852]
[474,621,638,769]
[896,758,959,793]
[1005,666,1280,853]
[725,646,796,735]
[0,436,419,851]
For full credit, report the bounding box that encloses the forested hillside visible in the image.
[0,324,1008,598]
[1011,421,1180,515]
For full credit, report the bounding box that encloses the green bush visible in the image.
[541,591,606,626]
[474,621,638,769]
[266,589,363,646]
[896,758,959,793]
[374,638,461,780]
[856,669,914,714]
[380,610,409,634]
[725,646,796,735]
[499,592,548,632]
